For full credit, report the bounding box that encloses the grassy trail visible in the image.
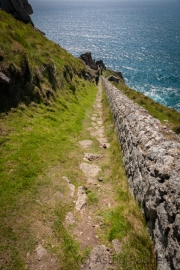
[0,78,156,270]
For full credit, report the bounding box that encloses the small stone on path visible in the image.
[83,153,103,162]
[79,140,93,149]
[66,212,76,225]
[80,163,101,178]
[35,245,48,261]
[75,186,87,211]
[62,176,75,197]
[56,191,63,199]
[86,178,99,186]
[112,239,121,254]
[82,245,114,270]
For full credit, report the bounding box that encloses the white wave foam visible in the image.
[122,66,137,71]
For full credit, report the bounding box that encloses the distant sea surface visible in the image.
[31,0,180,111]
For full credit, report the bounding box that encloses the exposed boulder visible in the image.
[0,72,10,84]
[115,71,125,83]
[0,57,60,113]
[79,52,97,70]
[79,52,107,73]
[95,59,106,71]
[108,75,119,83]
[79,52,125,82]
[0,0,33,24]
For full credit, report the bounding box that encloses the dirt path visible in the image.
[24,78,155,270]
[66,78,120,269]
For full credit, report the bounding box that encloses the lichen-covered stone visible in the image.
[102,77,180,270]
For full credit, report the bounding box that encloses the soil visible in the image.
[26,78,120,270]
[73,79,118,269]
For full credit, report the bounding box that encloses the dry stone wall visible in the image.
[102,77,180,270]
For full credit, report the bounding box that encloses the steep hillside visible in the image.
[0,10,99,270]
[0,9,91,112]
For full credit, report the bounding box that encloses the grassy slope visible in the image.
[0,9,88,112]
[0,83,98,270]
[0,10,163,270]
[0,10,84,74]
[0,10,98,269]
[106,69,180,134]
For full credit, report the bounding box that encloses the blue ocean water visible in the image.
[30,0,180,111]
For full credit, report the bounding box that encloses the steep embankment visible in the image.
[0,9,92,112]
[0,10,98,269]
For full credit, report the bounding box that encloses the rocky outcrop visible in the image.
[95,59,106,71]
[0,54,93,112]
[102,77,180,270]
[79,52,107,72]
[115,71,125,83]
[0,72,11,84]
[0,0,33,24]
[0,57,59,112]
[79,52,125,83]
[79,52,97,70]
[108,75,119,83]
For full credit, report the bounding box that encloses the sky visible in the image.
[29,0,173,2]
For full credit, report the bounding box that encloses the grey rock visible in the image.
[0,0,33,24]
[83,153,103,162]
[35,244,48,261]
[80,163,101,178]
[112,239,121,254]
[108,75,119,83]
[82,245,113,270]
[79,52,97,70]
[65,212,75,225]
[56,191,63,199]
[0,72,10,84]
[75,186,87,211]
[102,77,180,270]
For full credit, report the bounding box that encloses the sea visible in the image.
[30,0,180,111]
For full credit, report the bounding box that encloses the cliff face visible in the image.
[0,56,59,112]
[0,0,33,24]
[102,77,180,270]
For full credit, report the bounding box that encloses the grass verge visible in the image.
[0,77,97,269]
[106,69,180,134]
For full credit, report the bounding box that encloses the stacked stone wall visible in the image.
[102,77,180,270]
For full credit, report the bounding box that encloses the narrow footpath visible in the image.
[25,77,155,270]
[64,78,120,269]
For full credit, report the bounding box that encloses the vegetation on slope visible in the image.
[106,69,180,134]
[0,10,155,270]
[0,9,97,269]
[0,9,90,112]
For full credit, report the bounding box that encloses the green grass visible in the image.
[0,76,97,269]
[0,10,83,72]
[0,9,168,270]
[87,190,99,205]
[0,9,87,111]
[106,70,180,134]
